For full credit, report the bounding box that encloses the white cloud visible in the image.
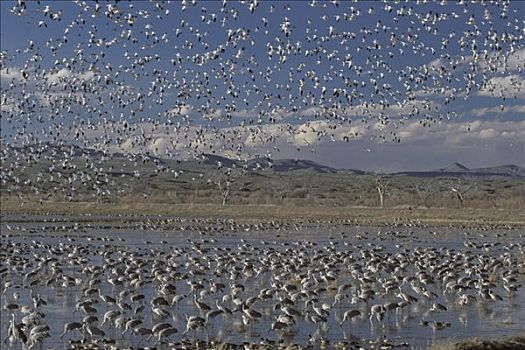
[470,104,525,117]
[47,68,71,83]
[1,66,96,85]
[147,137,173,155]
[477,75,525,99]
[47,68,96,84]
[78,70,95,81]
[167,104,192,116]
[237,100,441,123]
[0,67,23,81]
[415,49,524,99]
[479,48,525,73]
[63,116,525,172]
[76,118,525,160]
[442,120,525,146]
[119,138,135,151]
[203,108,223,120]
[478,128,496,139]
[231,108,259,118]
[0,96,21,112]
[507,48,525,70]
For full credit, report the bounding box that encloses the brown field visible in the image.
[2,153,524,227]
[2,194,524,227]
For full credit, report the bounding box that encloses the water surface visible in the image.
[1,215,524,349]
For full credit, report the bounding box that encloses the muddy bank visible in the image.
[66,338,410,350]
[435,337,525,350]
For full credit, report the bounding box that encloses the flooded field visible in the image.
[1,215,524,349]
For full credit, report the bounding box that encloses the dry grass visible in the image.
[2,155,525,212]
[1,195,524,227]
[431,339,458,350]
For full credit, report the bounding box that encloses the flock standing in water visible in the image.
[1,218,524,349]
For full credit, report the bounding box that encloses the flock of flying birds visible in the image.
[0,0,524,199]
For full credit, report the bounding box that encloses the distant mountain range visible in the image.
[393,162,525,178]
[191,154,524,178]
[186,153,341,173]
[3,143,524,178]
[439,162,470,173]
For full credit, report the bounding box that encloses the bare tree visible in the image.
[273,175,289,204]
[447,177,474,208]
[190,173,204,205]
[209,168,238,206]
[449,187,464,206]
[412,181,435,207]
[215,179,232,206]
[375,176,389,208]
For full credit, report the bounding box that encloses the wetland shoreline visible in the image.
[1,215,524,350]
[1,200,524,229]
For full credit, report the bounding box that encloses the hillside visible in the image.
[1,143,524,211]
[395,162,525,179]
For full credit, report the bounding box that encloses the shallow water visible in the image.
[1,215,524,349]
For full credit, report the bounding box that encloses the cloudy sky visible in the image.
[1,1,524,171]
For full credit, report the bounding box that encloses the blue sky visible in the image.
[1,1,524,170]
